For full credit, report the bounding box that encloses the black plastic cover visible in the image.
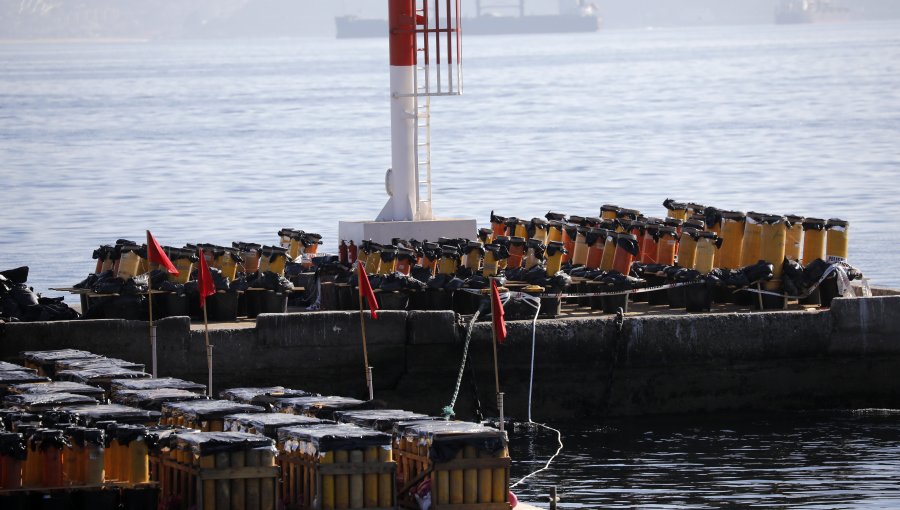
[219,387,315,405]
[10,381,105,400]
[21,349,100,364]
[0,371,50,386]
[0,432,27,459]
[334,409,433,433]
[278,423,391,453]
[56,367,151,384]
[62,404,161,426]
[273,396,368,419]
[394,420,508,463]
[4,392,98,410]
[224,412,328,439]
[162,400,265,420]
[113,389,206,410]
[55,357,145,372]
[110,377,207,393]
[0,361,32,372]
[176,431,275,456]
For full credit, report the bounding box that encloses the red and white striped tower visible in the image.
[340,0,473,244]
[377,0,462,222]
[378,0,420,222]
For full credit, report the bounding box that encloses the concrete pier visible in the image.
[2,295,899,421]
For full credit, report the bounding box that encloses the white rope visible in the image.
[526,295,541,423]
[505,292,563,490]
[510,422,564,489]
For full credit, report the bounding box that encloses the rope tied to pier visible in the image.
[509,291,565,490]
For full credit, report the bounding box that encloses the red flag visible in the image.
[197,248,216,309]
[146,230,179,275]
[358,262,379,320]
[491,279,507,344]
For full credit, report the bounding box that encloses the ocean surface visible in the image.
[2,20,900,508]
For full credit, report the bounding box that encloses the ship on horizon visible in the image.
[335,0,601,39]
[775,0,850,24]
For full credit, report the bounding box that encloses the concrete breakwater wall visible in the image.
[2,296,899,421]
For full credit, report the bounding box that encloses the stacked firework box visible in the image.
[277,423,395,510]
[393,420,511,510]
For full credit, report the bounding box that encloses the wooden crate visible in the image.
[277,423,395,510]
[158,431,278,510]
[393,421,511,510]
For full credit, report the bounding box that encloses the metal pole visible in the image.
[359,282,374,400]
[550,486,558,510]
[203,303,213,396]
[148,277,157,377]
[490,279,504,432]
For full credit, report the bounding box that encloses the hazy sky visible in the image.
[3,0,899,39]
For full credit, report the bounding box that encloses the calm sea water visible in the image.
[2,21,900,508]
[508,412,900,508]
[2,21,899,297]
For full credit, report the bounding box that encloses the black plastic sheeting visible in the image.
[112,389,206,410]
[145,426,193,452]
[0,432,28,460]
[0,361,33,372]
[66,427,105,448]
[278,423,391,454]
[113,424,149,446]
[1,267,80,322]
[110,377,206,393]
[55,357,145,372]
[0,371,51,387]
[273,396,369,419]
[4,392,99,410]
[334,409,434,433]
[219,386,316,406]
[21,349,99,364]
[176,431,275,456]
[60,404,161,426]
[0,410,40,430]
[56,367,151,384]
[26,428,70,451]
[10,381,106,400]
[162,400,265,420]
[224,412,328,439]
[394,420,508,464]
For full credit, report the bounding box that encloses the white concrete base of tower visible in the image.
[338,218,477,245]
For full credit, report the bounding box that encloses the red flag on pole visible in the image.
[358,262,379,320]
[197,248,216,309]
[146,230,179,275]
[491,279,507,344]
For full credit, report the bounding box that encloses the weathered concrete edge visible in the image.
[2,297,900,419]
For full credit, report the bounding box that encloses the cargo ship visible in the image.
[775,0,850,24]
[336,0,600,39]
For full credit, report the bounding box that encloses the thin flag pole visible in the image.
[202,302,213,397]
[358,275,374,401]
[490,278,504,432]
[146,233,158,378]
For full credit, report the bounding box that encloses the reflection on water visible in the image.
[508,411,900,508]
